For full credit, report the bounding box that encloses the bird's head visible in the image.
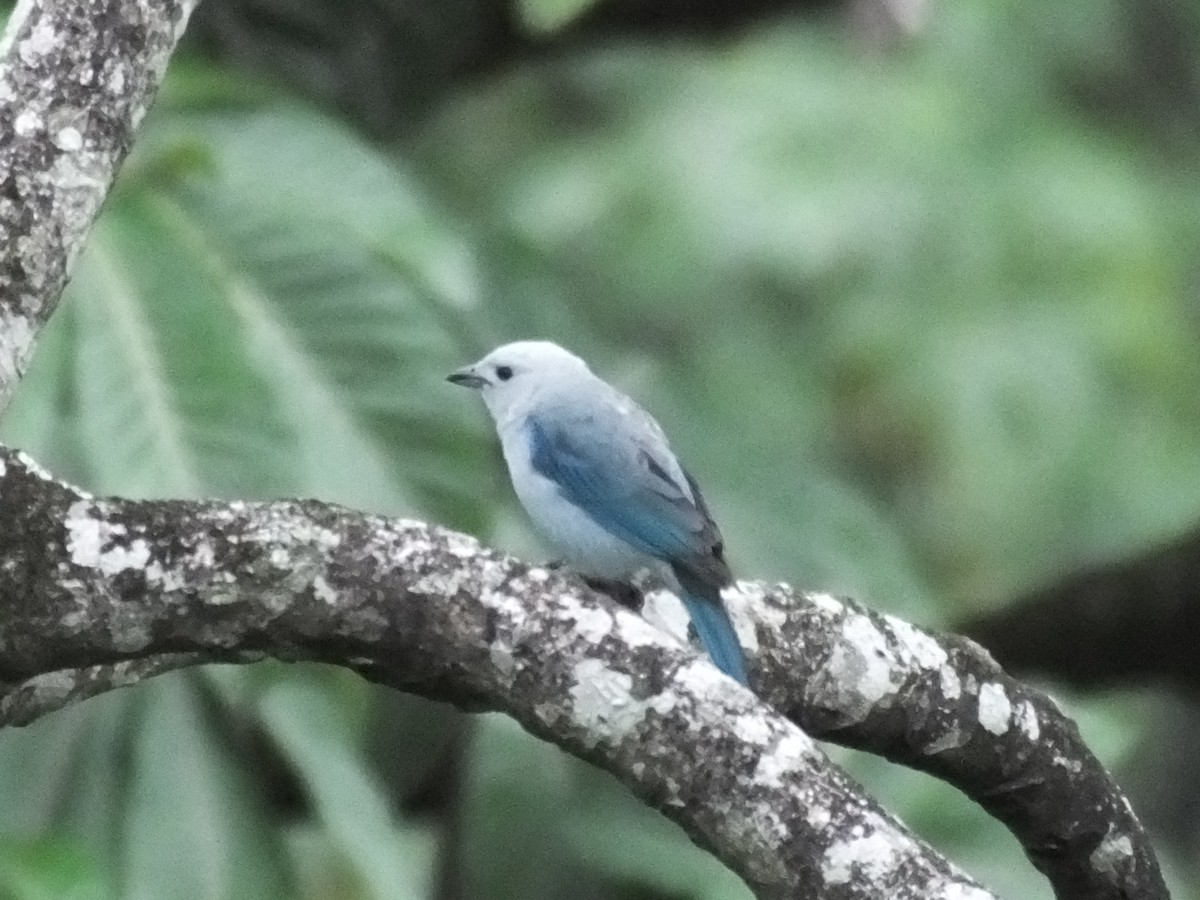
[448,340,591,421]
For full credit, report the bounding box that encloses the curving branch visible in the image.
[0,446,997,900]
[0,446,1170,900]
[742,591,1166,899]
[0,0,199,411]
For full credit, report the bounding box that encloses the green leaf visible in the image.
[11,102,498,528]
[122,676,292,900]
[0,302,92,485]
[0,836,109,900]
[157,110,496,519]
[460,715,572,900]
[565,766,752,900]
[284,824,437,900]
[259,678,435,900]
[68,197,297,499]
[0,693,114,835]
[516,0,601,34]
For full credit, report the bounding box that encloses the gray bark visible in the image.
[0,0,199,410]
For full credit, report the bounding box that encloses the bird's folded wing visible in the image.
[525,410,713,566]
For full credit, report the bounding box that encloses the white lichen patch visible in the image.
[312,575,338,605]
[192,539,216,569]
[489,642,516,677]
[940,883,997,900]
[479,587,527,670]
[1052,753,1083,774]
[567,603,615,645]
[65,501,151,576]
[822,826,905,885]
[641,589,690,645]
[411,568,469,598]
[54,126,83,151]
[808,592,845,615]
[18,16,59,62]
[569,659,675,745]
[0,305,33,389]
[940,667,963,700]
[885,615,949,670]
[144,560,185,592]
[977,682,1012,735]
[815,615,901,722]
[107,64,127,95]
[805,804,832,830]
[719,582,765,649]
[25,670,78,703]
[479,582,523,615]
[442,529,481,558]
[743,581,793,637]
[16,451,56,483]
[1016,700,1040,741]
[733,712,775,747]
[674,658,746,699]
[49,148,108,236]
[754,729,820,788]
[1090,827,1134,877]
[13,110,40,136]
[617,608,678,650]
[842,617,897,698]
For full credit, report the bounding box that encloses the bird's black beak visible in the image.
[447,367,488,389]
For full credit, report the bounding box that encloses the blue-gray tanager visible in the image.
[448,340,748,685]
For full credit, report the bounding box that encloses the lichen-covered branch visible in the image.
[735,590,1167,900]
[0,447,1170,900]
[0,447,995,900]
[0,0,199,410]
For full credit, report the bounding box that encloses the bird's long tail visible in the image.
[679,589,748,686]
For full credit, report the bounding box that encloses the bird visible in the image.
[448,340,748,685]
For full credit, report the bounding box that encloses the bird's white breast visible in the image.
[498,420,652,579]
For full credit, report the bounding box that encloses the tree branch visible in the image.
[960,523,1200,693]
[742,589,1166,899]
[0,446,994,900]
[0,446,1169,900]
[0,0,199,411]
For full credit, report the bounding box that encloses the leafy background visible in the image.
[2,0,1200,897]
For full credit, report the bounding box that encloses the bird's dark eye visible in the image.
[495,365,513,382]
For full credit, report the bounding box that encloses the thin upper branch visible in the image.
[0,446,1170,900]
[0,0,199,410]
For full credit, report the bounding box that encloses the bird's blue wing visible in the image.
[525,413,708,563]
[527,411,748,685]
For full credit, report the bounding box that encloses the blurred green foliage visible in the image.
[2,0,1200,897]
